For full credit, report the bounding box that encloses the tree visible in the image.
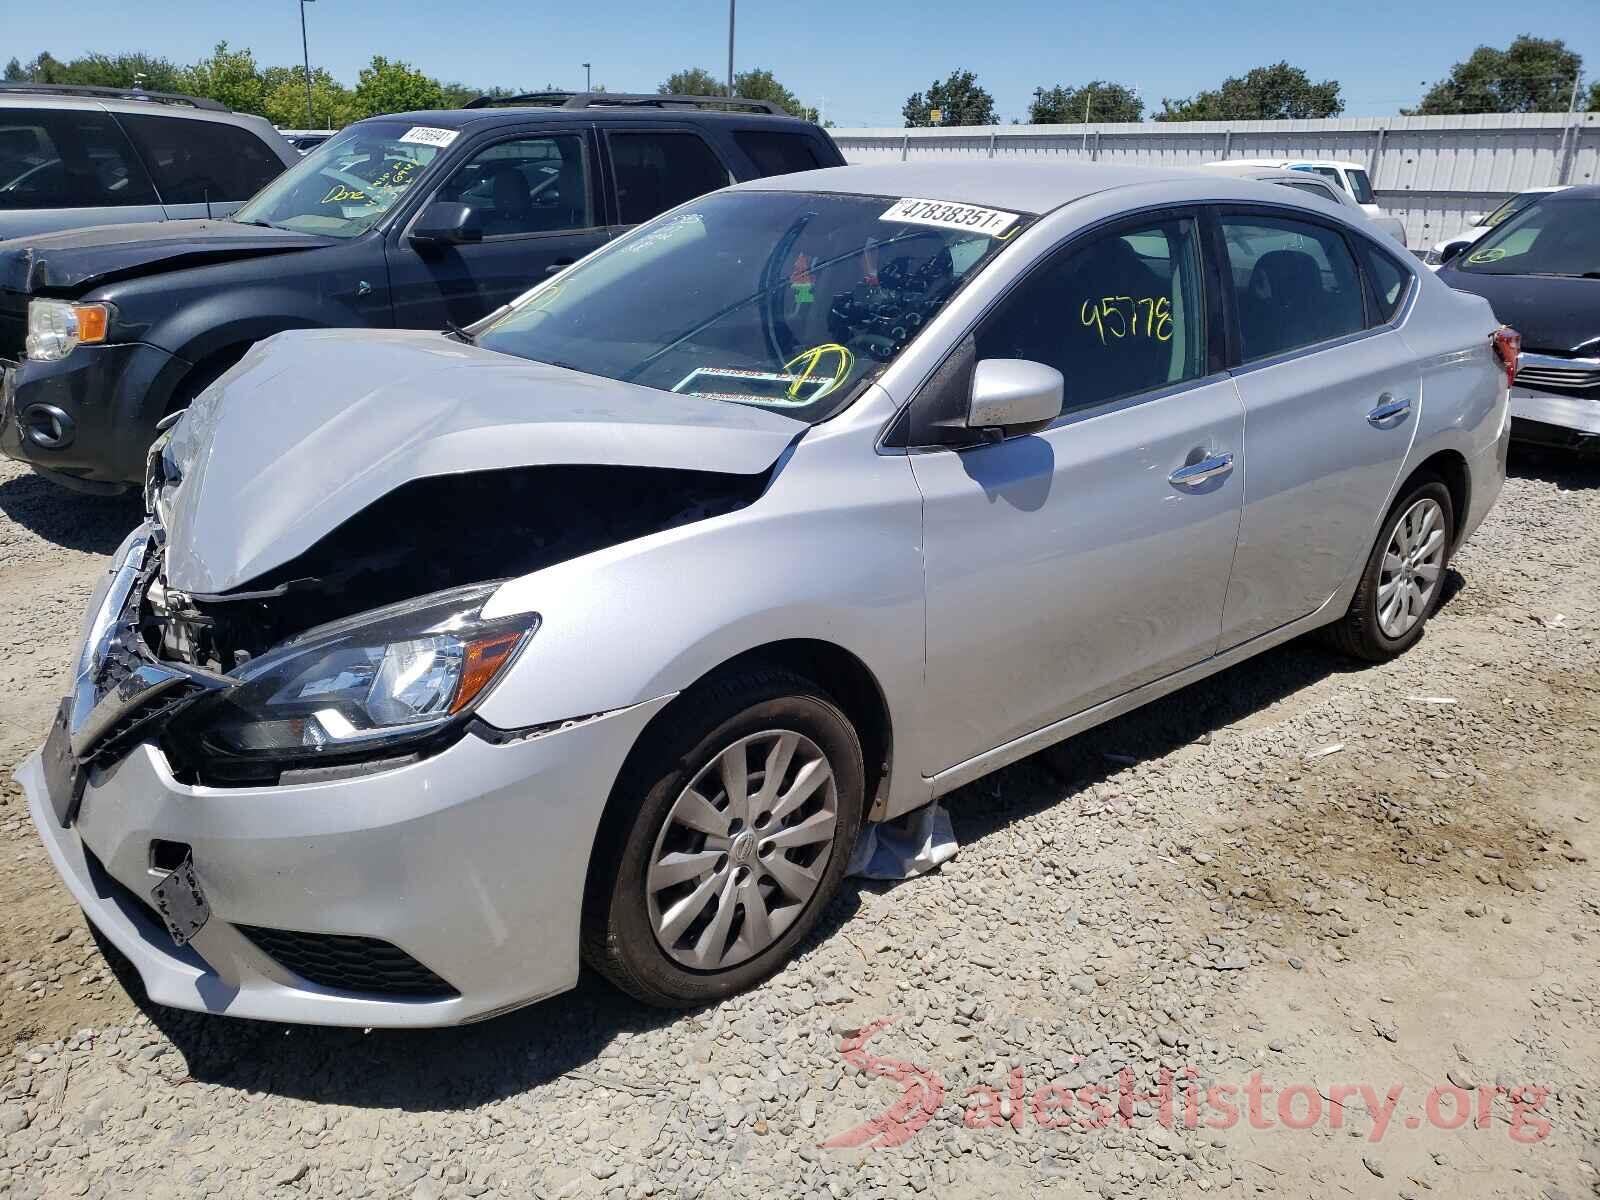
[659,67,726,97]
[903,69,997,126]
[180,41,266,114]
[6,52,69,84]
[63,52,185,92]
[1029,81,1142,124]
[1155,61,1342,121]
[1412,35,1582,114]
[351,56,444,118]
[733,68,815,119]
[1589,80,1600,111]
[263,66,355,129]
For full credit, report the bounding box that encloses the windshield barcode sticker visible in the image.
[881,198,1019,237]
[398,126,459,148]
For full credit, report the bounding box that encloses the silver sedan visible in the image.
[20,162,1511,1025]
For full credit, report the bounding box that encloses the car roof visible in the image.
[1218,157,1366,171]
[0,91,283,137]
[1200,163,1341,185]
[354,106,824,133]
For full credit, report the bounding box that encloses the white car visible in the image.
[1208,158,1383,217]
[1423,186,1569,267]
[1199,163,1407,248]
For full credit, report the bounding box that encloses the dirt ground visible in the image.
[0,450,1595,1199]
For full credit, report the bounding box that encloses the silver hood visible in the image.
[159,329,804,594]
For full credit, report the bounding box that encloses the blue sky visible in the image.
[4,0,1596,126]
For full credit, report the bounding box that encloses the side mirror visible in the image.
[968,359,1064,434]
[410,201,483,247]
[1438,240,1468,265]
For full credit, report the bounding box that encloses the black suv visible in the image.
[0,92,843,490]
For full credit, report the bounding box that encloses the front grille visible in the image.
[236,926,458,998]
[0,290,26,362]
[1518,352,1600,396]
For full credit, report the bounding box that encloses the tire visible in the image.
[582,669,865,1008]
[1325,475,1455,662]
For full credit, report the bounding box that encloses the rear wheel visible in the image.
[1326,476,1454,662]
[582,670,864,1007]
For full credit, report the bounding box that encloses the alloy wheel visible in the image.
[1377,497,1447,639]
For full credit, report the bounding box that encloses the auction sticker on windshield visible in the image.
[399,126,459,148]
[881,197,1019,237]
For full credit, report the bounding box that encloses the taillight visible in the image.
[1492,326,1520,388]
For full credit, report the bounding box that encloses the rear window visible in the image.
[0,108,158,210]
[117,113,285,204]
[1346,169,1376,206]
[733,131,824,177]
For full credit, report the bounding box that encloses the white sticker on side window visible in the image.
[881,197,1019,237]
[398,126,459,148]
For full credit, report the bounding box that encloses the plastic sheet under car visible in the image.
[847,801,958,880]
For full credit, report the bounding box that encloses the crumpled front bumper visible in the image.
[20,694,671,1027]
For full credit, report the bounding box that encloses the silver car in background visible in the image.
[19,162,1511,1026]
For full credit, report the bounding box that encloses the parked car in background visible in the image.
[1199,162,1408,247]
[0,92,843,492]
[277,130,337,154]
[1209,158,1385,218]
[0,83,295,240]
[1423,186,1569,267]
[1437,186,1600,454]
[18,162,1509,1025]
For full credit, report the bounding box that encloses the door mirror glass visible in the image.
[411,201,483,246]
[969,359,1063,431]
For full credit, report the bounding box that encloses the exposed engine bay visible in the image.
[142,463,769,674]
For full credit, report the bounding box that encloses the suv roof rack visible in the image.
[461,90,788,116]
[0,81,227,111]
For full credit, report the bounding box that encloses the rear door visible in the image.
[1214,207,1420,647]
[385,126,610,329]
[115,113,286,220]
[600,126,735,233]
[0,106,164,238]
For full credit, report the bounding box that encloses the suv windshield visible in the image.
[1457,196,1600,277]
[232,121,448,237]
[475,190,1029,423]
[1346,169,1376,206]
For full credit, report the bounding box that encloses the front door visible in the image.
[913,212,1246,774]
[386,129,610,330]
[1214,209,1420,647]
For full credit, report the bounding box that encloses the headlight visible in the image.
[173,584,537,774]
[25,300,110,362]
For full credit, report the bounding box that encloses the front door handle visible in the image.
[1168,451,1235,487]
[1367,394,1412,425]
[543,259,576,276]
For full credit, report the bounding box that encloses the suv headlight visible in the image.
[171,584,537,775]
[25,300,110,363]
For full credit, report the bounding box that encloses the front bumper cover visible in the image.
[1509,386,1600,452]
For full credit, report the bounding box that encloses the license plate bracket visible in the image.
[150,852,211,946]
[41,699,84,827]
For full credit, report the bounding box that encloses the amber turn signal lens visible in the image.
[451,630,527,713]
[73,304,109,344]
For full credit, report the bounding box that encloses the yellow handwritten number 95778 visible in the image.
[1081,296,1172,345]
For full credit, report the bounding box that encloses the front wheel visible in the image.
[582,670,864,1007]
[1325,476,1454,662]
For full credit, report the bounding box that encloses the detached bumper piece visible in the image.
[236,927,459,998]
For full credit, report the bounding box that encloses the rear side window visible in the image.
[0,108,158,210]
[117,114,285,204]
[1221,215,1365,363]
[607,131,731,225]
[733,131,823,177]
[1359,243,1411,325]
[975,215,1207,415]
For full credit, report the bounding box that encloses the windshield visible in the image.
[232,121,451,237]
[1457,196,1600,277]
[475,190,1031,423]
[1477,191,1543,229]
[1346,169,1376,206]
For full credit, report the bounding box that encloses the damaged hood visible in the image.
[0,219,331,295]
[160,329,805,594]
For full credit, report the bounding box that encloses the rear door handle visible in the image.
[1168,451,1235,487]
[1367,394,1412,425]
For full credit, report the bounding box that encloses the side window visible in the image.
[732,131,823,177]
[1345,169,1377,207]
[435,135,592,236]
[974,215,1207,415]
[1359,243,1411,325]
[117,114,284,203]
[607,131,732,226]
[0,109,158,210]
[1220,215,1365,363]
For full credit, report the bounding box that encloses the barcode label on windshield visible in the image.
[398,126,459,148]
[881,198,1019,237]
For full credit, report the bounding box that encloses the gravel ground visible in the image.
[0,451,1597,1199]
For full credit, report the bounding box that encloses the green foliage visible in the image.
[1155,61,1342,121]
[903,69,997,127]
[659,67,726,97]
[733,68,815,119]
[1589,80,1600,112]
[1029,81,1143,124]
[1412,35,1582,114]
[351,56,445,119]
[180,41,266,114]
[263,66,355,129]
